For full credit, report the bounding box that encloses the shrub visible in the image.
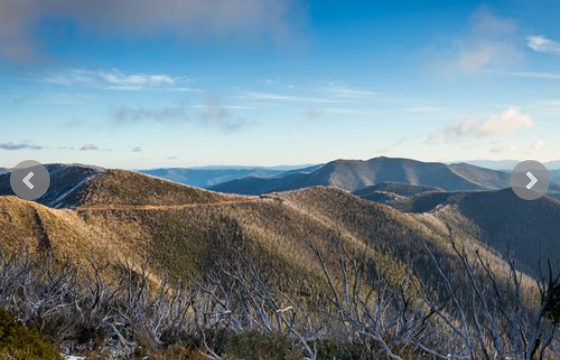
[224,331,301,360]
[0,308,63,360]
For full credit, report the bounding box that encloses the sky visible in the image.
[0,0,559,169]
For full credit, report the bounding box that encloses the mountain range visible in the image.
[211,157,516,195]
[0,159,557,287]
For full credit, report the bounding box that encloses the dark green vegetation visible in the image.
[0,309,62,360]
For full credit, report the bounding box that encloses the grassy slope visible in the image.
[0,172,541,308]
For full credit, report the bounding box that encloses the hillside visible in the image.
[0,165,239,209]
[354,181,441,198]
[0,169,542,302]
[0,166,557,358]
[212,157,511,195]
[397,188,560,277]
[0,164,103,208]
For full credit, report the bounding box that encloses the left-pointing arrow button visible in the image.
[9,160,50,201]
[23,172,34,189]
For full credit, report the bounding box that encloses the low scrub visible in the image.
[0,240,557,360]
[0,308,62,360]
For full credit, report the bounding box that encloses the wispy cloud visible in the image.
[490,144,518,154]
[430,7,519,76]
[111,97,248,132]
[132,146,142,152]
[112,101,191,125]
[376,137,407,153]
[487,70,560,80]
[0,0,302,63]
[427,117,478,145]
[199,97,247,133]
[79,143,99,151]
[526,35,560,54]
[43,68,191,91]
[323,85,377,99]
[0,141,43,150]
[427,107,533,144]
[529,139,545,153]
[303,109,322,118]
[240,92,349,104]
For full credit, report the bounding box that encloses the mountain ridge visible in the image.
[212,156,512,195]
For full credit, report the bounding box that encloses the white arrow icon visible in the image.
[526,171,538,189]
[23,172,34,189]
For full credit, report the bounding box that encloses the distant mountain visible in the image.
[139,168,286,188]
[139,165,324,189]
[212,157,511,195]
[0,164,103,208]
[187,164,318,171]
[457,159,561,171]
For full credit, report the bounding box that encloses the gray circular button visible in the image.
[510,160,550,200]
[10,160,50,201]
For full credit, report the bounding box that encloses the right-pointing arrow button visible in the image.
[510,160,550,200]
[526,171,538,189]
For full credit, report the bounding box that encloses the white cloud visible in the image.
[526,35,560,54]
[427,107,533,144]
[0,0,302,63]
[478,107,533,138]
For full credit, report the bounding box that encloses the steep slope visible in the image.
[400,188,560,277]
[212,157,510,195]
[0,166,239,209]
[75,169,239,208]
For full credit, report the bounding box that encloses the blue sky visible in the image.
[0,0,559,169]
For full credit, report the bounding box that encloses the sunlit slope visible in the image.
[0,170,536,308]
